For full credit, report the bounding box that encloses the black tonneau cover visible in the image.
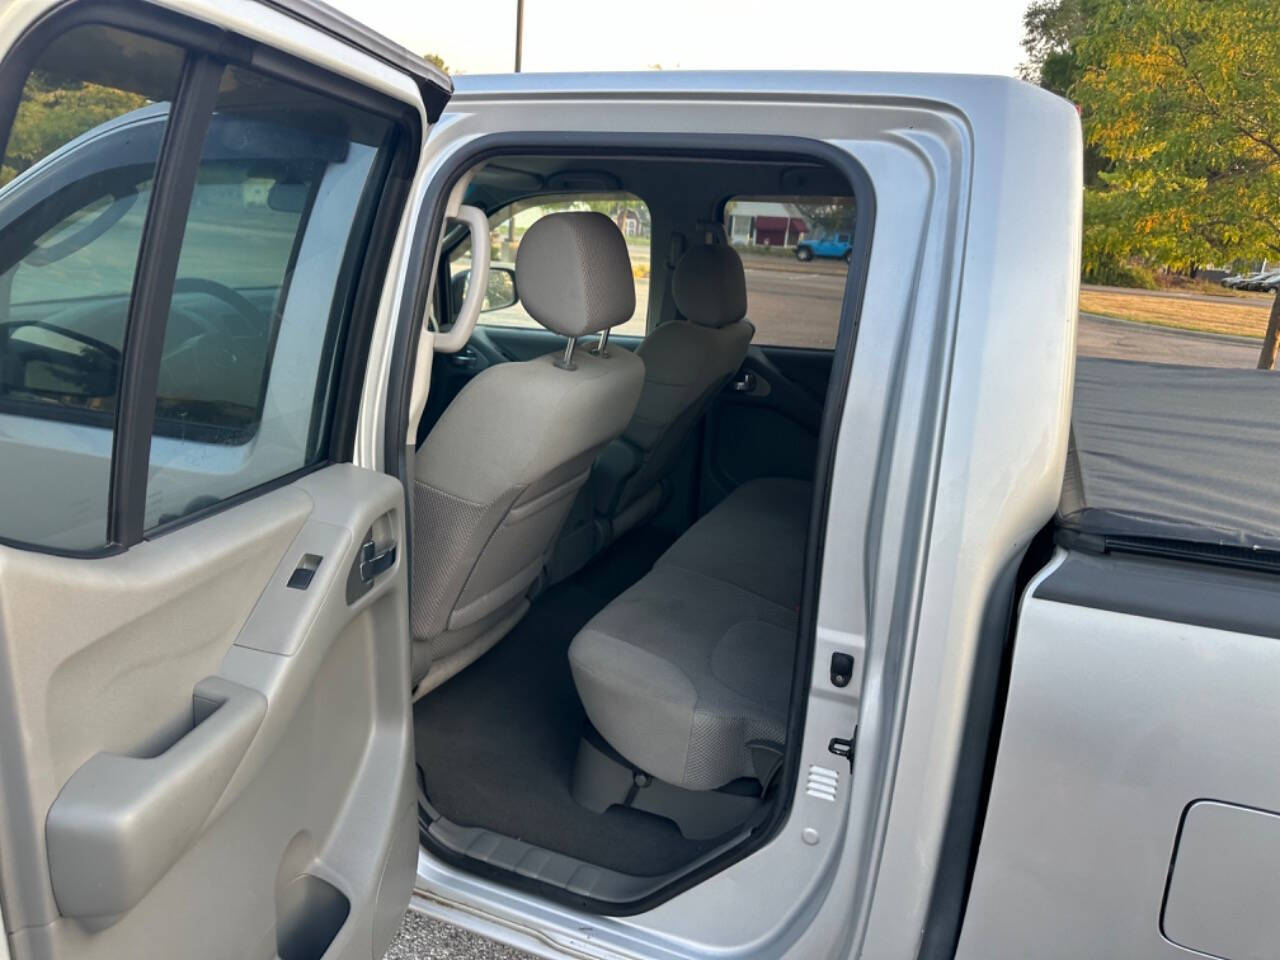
[1061,356,1280,554]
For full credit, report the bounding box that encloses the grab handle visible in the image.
[46,676,266,921]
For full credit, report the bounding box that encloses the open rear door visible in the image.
[0,2,448,958]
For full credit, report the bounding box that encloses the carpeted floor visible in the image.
[413,527,727,877]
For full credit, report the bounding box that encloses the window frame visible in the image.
[0,0,420,557]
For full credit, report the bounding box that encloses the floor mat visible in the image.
[413,527,728,876]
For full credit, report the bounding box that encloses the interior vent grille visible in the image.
[806,764,839,802]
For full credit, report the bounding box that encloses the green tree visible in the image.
[793,200,853,239]
[1072,0,1280,366]
[1020,0,1091,96]
[424,52,449,75]
[1021,0,1109,185]
[1,74,145,186]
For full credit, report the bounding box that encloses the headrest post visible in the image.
[591,328,611,358]
[555,336,578,371]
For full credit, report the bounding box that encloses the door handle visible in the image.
[45,677,266,921]
[359,538,397,583]
[451,347,478,368]
[731,371,758,393]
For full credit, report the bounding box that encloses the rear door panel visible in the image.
[1,465,415,959]
[699,344,832,509]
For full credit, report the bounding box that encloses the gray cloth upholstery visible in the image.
[671,243,748,328]
[515,211,636,337]
[595,245,754,539]
[569,478,812,790]
[625,319,753,452]
[412,211,645,692]
[413,350,644,690]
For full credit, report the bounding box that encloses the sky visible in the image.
[327,0,1033,77]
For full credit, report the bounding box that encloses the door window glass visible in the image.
[142,65,394,529]
[0,25,183,549]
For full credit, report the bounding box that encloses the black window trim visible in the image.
[0,0,424,558]
[107,52,224,548]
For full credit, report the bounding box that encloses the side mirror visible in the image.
[481,265,518,312]
[451,264,518,315]
[1,321,120,402]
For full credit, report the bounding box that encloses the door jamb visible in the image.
[384,130,876,915]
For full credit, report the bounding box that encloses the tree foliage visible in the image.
[1023,0,1280,277]
[1074,0,1280,272]
[1020,0,1093,96]
[793,200,854,238]
[423,52,449,75]
[1,73,146,187]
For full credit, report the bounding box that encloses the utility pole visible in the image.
[499,0,519,252]
[514,0,524,72]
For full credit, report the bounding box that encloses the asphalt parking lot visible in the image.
[1076,310,1261,367]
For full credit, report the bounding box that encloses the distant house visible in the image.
[726,200,807,247]
[614,205,650,238]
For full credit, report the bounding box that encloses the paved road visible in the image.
[741,264,848,348]
[1077,312,1260,367]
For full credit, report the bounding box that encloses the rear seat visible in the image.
[568,477,811,792]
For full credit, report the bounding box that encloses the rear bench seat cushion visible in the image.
[568,477,812,790]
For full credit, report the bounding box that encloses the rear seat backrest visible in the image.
[594,243,755,542]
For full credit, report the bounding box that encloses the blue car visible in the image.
[794,232,854,262]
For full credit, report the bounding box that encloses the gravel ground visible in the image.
[385,909,537,960]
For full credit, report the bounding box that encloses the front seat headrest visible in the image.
[671,244,747,328]
[515,211,636,338]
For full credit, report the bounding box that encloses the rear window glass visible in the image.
[723,195,854,349]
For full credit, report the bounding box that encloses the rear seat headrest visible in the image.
[515,211,636,338]
[672,244,747,328]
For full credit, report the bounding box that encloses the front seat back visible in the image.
[411,211,645,693]
[599,243,754,539]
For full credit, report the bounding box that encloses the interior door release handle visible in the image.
[732,371,757,393]
[359,539,396,583]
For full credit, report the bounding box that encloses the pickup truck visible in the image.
[0,2,1272,960]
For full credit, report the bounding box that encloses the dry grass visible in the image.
[1079,289,1275,339]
